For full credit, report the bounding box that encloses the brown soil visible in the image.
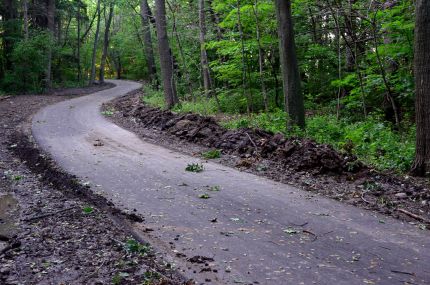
[104,92,430,229]
[0,87,186,285]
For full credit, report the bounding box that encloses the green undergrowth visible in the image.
[141,86,415,173]
[224,112,415,172]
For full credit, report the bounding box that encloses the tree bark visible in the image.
[99,2,114,84]
[275,0,305,128]
[166,1,193,99]
[237,0,252,115]
[253,0,268,112]
[140,0,158,86]
[155,0,178,109]
[199,0,212,97]
[411,0,430,176]
[77,1,82,83]
[89,0,102,85]
[45,0,56,88]
[23,0,29,40]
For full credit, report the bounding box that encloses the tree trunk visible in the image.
[199,0,212,97]
[140,0,158,86]
[2,0,17,74]
[99,3,114,84]
[253,0,268,112]
[275,0,305,128]
[89,0,102,85]
[166,1,193,99]
[46,0,56,89]
[155,0,178,109]
[411,0,430,176]
[237,0,252,115]
[23,0,29,40]
[77,1,82,83]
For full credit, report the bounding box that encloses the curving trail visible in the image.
[32,80,430,285]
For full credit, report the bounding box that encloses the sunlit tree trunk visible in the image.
[275,0,305,128]
[89,0,101,85]
[99,2,114,84]
[155,0,178,109]
[411,0,430,176]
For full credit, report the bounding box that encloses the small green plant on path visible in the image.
[199,194,210,199]
[209,185,221,192]
[185,163,204,173]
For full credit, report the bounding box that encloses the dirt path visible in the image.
[32,80,430,285]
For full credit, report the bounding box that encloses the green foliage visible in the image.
[124,239,150,255]
[199,194,211,199]
[82,206,94,214]
[101,109,114,116]
[202,149,221,159]
[224,111,415,172]
[185,163,204,173]
[141,86,165,109]
[2,32,52,92]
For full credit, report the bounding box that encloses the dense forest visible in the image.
[0,0,429,176]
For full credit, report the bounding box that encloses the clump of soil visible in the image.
[105,93,430,228]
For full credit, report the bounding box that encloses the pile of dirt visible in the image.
[106,93,430,227]
[118,99,363,175]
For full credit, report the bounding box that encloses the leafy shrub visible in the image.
[2,32,52,93]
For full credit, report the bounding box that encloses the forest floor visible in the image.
[0,85,185,285]
[104,92,430,229]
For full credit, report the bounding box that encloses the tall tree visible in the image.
[99,1,114,83]
[1,0,18,73]
[411,0,430,176]
[252,0,268,112]
[45,0,56,88]
[77,0,82,82]
[199,0,212,97]
[155,0,178,108]
[140,0,158,86]
[275,0,305,128]
[89,0,101,85]
[23,0,29,40]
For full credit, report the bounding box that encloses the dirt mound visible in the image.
[113,96,364,175]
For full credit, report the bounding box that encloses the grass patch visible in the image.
[202,149,221,159]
